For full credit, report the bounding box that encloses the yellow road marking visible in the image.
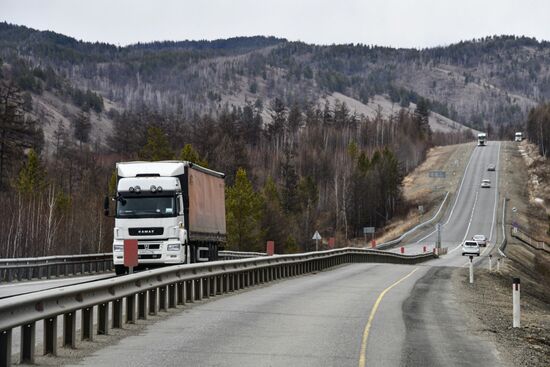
[358,267,419,367]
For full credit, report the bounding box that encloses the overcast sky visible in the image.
[0,0,548,48]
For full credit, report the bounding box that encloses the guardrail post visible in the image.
[205,277,211,298]
[21,321,36,363]
[213,276,219,294]
[159,286,168,312]
[63,312,76,348]
[149,288,158,315]
[126,295,136,323]
[112,298,123,328]
[168,284,177,308]
[178,282,186,305]
[82,307,94,340]
[138,292,147,319]
[195,278,202,300]
[44,316,57,355]
[188,280,195,302]
[1,329,12,367]
[97,303,109,335]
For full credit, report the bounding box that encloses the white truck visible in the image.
[104,161,226,275]
[514,132,523,142]
[477,133,487,146]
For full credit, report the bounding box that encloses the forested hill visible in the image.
[1,21,550,137]
[2,22,550,256]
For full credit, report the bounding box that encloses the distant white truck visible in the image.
[104,161,227,275]
[477,133,487,146]
[514,132,523,142]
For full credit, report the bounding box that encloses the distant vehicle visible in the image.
[462,241,481,256]
[105,161,227,275]
[487,164,496,171]
[481,179,491,188]
[472,234,487,247]
[514,132,523,142]
[477,133,487,146]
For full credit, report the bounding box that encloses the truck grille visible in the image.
[138,244,160,250]
[138,254,162,259]
[129,227,164,236]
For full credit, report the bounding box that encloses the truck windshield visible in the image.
[117,196,176,218]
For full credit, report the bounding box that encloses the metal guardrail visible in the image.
[0,251,266,283]
[218,250,267,259]
[376,191,450,249]
[0,247,434,365]
[0,255,113,283]
[511,227,550,254]
[498,198,508,258]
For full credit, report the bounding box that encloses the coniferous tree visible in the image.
[178,143,208,167]
[0,81,41,190]
[280,144,299,214]
[226,168,263,251]
[15,149,47,195]
[72,111,91,148]
[138,126,174,161]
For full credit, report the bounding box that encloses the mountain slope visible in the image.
[2,22,549,148]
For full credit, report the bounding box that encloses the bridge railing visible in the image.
[0,247,434,365]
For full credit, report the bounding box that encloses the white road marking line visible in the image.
[488,142,501,242]
[449,190,479,253]
[415,144,477,244]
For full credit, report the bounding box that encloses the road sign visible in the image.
[312,231,322,240]
[363,227,375,234]
[312,231,322,252]
[429,171,446,178]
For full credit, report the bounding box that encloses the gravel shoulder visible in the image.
[454,266,550,367]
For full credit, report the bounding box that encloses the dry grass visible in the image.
[373,142,475,243]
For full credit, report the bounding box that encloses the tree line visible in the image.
[0,77,444,256]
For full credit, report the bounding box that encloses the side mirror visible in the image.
[103,196,110,216]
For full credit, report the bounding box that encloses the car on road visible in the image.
[481,179,491,188]
[487,164,496,171]
[462,240,480,256]
[472,234,487,247]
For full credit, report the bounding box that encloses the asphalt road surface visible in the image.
[68,263,506,367]
[7,142,510,366]
[396,141,502,267]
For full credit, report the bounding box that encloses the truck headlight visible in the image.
[167,244,181,251]
[113,244,124,252]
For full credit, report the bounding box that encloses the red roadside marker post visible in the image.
[124,239,138,274]
[266,241,275,256]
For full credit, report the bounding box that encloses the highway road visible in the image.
[67,142,508,367]
[4,142,510,366]
[68,264,505,367]
[395,141,502,267]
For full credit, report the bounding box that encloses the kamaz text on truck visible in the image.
[477,133,487,146]
[104,161,226,275]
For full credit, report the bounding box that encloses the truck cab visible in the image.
[514,132,523,142]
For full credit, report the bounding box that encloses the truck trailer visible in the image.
[105,161,226,275]
[477,133,487,146]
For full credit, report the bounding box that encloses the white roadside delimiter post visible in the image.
[469,256,474,284]
[513,277,521,328]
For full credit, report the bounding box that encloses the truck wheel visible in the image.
[115,265,126,276]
